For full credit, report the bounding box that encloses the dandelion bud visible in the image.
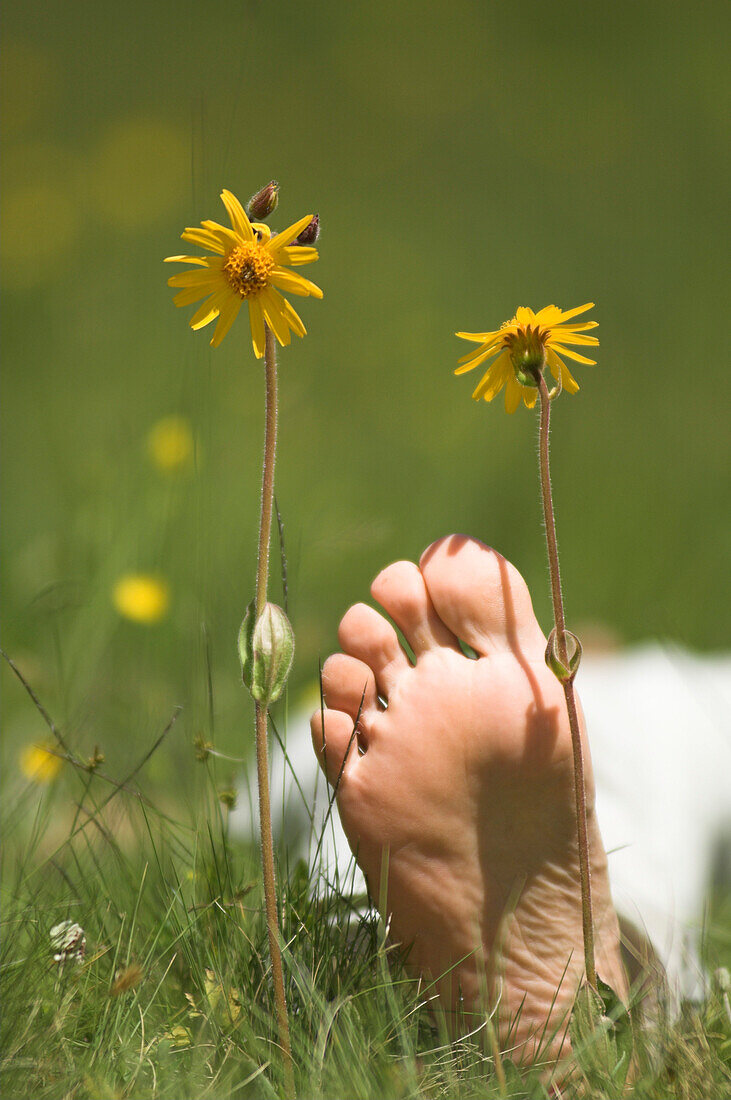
[247,181,279,220]
[294,214,320,245]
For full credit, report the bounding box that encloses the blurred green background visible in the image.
[2,0,729,785]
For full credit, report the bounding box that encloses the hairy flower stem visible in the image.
[536,372,597,991]
[254,325,295,1095]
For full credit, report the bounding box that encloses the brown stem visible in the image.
[254,325,295,1094]
[536,372,597,990]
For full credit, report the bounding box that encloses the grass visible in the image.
[1,681,730,1099]
[2,9,729,1094]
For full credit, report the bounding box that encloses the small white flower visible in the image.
[50,920,86,965]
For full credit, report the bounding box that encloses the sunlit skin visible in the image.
[311,534,626,1061]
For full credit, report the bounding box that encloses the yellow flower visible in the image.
[20,742,62,783]
[113,574,170,623]
[165,189,323,355]
[455,303,599,413]
[147,416,194,472]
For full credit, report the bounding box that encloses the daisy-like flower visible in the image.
[456,303,599,413]
[165,190,322,355]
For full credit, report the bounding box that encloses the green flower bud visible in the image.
[238,601,294,705]
[545,628,582,683]
[247,181,279,220]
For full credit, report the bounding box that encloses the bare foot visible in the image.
[311,535,626,1059]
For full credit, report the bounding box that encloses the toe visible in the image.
[338,602,411,696]
[420,534,546,658]
[311,706,360,788]
[321,653,378,720]
[371,560,458,657]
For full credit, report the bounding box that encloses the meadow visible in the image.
[2,1,730,1096]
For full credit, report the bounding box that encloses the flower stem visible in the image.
[535,372,597,991]
[254,325,295,1095]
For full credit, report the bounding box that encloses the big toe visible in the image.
[420,534,546,658]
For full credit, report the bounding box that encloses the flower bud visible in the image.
[238,601,294,705]
[545,627,582,683]
[294,213,320,245]
[247,181,279,220]
[86,745,105,771]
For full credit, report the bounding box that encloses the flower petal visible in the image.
[504,375,524,414]
[249,299,266,358]
[167,268,221,288]
[456,328,503,345]
[220,190,254,241]
[180,228,226,254]
[200,221,242,250]
[515,307,536,326]
[270,267,323,298]
[455,345,501,374]
[259,288,292,346]
[522,386,538,408]
[473,352,511,400]
[555,302,594,323]
[210,296,242,347]
[279,246,319,267]
[559,362,580,393]
[549,343,596,365]
[164,254,210,266]
[276,293,307,338]
[547,350,580,393]
[547,331,599,347]
[267,215,317,256]
[552,321,598,333]
[190,289,231,330]
[533,305,562,325]
[174,285,216,307]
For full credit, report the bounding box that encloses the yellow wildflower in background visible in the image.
[113,574,170,623]
[456,303,599,413]
[147,416,194,472]
[20,742,62,783]
[165,189,322,355]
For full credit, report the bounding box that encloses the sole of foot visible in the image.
[311,534,626,1062]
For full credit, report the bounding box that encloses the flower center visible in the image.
[504,325,547,385]
[223,243,274,299]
